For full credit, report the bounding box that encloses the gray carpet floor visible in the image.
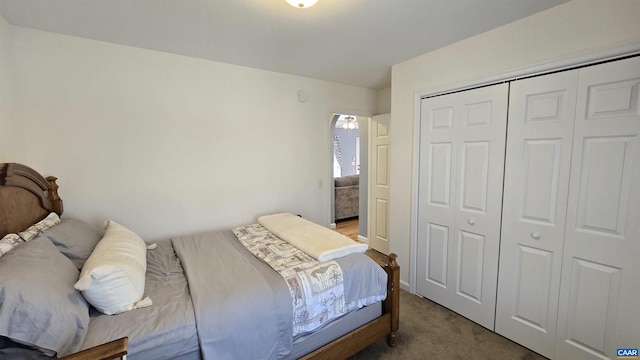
[349,290,548,360]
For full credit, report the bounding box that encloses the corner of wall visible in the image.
[377,87,391,115]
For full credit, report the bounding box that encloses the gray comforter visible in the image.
[171,229,387,360]
[172,230,293,360]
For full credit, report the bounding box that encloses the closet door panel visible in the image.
[426,223,449,287]
[459,141,489,213]
[576,137,633,233]
[456,230,484,302]
[453,86,509,329]
[428,142,453,207]
[513,245,553,329]
[417,97,458,307]
[423,141,453,288]
[418,83,508,330]
[495,70,579,358]
[562,259,622,355]
[520,139,562,224]
[555,56,640,360]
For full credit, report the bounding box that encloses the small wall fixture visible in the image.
[297,89,308,103]
[285,0,319,8]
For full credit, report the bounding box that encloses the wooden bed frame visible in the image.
[0,162,399,360]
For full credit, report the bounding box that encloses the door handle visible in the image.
[467,219,475,226]
[530,232,540,240]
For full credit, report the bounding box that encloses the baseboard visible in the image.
[400,280,411,292]
[330,223,336,229]
[357,235,369,244]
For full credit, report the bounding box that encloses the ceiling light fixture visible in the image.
[342,116,358,130]
[285,0,319,9]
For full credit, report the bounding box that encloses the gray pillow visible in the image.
[0,236,90,357]
[42,218,104,270]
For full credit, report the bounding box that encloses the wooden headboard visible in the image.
[0,163,63,238]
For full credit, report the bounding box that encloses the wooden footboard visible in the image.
[300,253,400,360]
[58,337,128,360]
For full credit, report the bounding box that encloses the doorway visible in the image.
[331,114,368,243]
[368,113,391,254]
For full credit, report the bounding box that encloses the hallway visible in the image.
[334,218,358,241]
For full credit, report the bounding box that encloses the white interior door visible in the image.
[417,84,508,330]
[369,114,390,254]
[355,137,360,174]
[495,70,579,358]
[554,56,640,360]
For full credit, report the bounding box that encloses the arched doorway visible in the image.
[330,113,368,243]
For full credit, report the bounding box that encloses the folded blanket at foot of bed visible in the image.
[234,224,349,336]
[258,213,368,261]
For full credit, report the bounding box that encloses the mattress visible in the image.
[287,300,382,359]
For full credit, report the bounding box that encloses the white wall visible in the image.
[0,13,25,163]
[390,0,640,289]
[377,87,391,115]
[11,27,377,240]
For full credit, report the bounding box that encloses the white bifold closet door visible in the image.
[555,57,640,360]
[495,70,579,358]
[497,56,640,359]
[417,84,508,330]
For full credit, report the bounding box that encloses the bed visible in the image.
[0,163,399,360]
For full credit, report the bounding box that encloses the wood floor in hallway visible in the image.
[334,217,389,264]
[334,217,359,242]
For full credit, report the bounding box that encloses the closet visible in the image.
[417,56,640,359]
[417,84,508,330]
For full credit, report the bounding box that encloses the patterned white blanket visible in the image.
[233,224,355,335]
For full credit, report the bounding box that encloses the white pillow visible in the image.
[74,220,151,315]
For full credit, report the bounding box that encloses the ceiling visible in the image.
[0,0,568,90]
